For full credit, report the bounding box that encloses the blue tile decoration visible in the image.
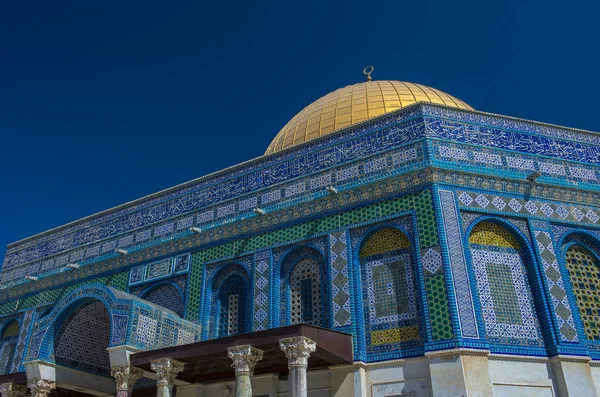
[129,253,190,286]
[0,96,599,372]
[438,190,479,339]
[531,228,577,342]
[329,231,352,328]
[252,250,271,331]
[25,284,201,369]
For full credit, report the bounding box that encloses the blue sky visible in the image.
[0,0,598,260]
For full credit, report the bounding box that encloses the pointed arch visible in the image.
[209,264,251,338]
[560,232,600,342]
[466,218,543,346]
[279,246,328,327]
[357,226,422,351]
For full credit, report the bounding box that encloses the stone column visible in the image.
[0,383,27,397]
[150,358,185,397]
[111,365,144,397]
[227,345,264,397]
[26,379,55,397]
[279,336,316,397]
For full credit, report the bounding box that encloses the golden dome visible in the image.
[266,80,473,155]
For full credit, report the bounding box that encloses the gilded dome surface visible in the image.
[266,80,473,155]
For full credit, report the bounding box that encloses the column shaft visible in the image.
[279,336,316,397]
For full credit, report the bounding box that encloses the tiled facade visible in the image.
[0,101,598,395]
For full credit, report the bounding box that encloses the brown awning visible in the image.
[131,324,353,384]
[0,371,26,385]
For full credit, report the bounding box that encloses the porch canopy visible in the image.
[131,324,353,384]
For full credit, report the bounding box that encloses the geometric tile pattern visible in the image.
[425,274,454,340]
[360,227,422,354]
[438,190,479,338]
[54,301,111,376]
[290,258,322,327]
[471,248,541,342]
[253,251,271,331]
[360,228,411,257]
[329,231,351,327]
[11,309,33,372]
[141,284,185,317]
[470,222,521,248]
[421,247,443,275]
[129,254,190,286]
[565,245,600,341]
[457,191,600,226]
[533,230,578,342]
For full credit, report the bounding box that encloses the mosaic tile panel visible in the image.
[533,230,577,342]
[253,251,271,331]
[129,254,190,286]
[470,248,542,344]
[425,274,454,340]
[438,190,479,338]
[186,253,204,322]
[565,245,600,341]
[421,246,443,276]
[329,231,351,328]
[457,191,600,226]
[11,309,33,372]
[360,228,411,257]
[432,141,598,185]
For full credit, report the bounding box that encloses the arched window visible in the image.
[0,320,19,374]
[216,275,247,337]
[289,257,322,326]
[140,284,184,317]
[280,247,326,327]
[468,221,540,343]
[359,228,420,347]
[564,243,600,341]
[54,301,111,376]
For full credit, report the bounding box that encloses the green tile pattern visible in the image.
[425,274,454,340]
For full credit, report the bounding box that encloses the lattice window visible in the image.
[141,284,184,317]
[0,320,19,375]
[468,222,541,343]
[217,275,247,337]
[565,245,600,341]
[290,258,322,326]
[54,301,111,376]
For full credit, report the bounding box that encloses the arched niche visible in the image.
[280,246,327,327]
[53,299,112,376]
[562,233,600,342]
[209,264,250,338]
[358,227,421,349]
[467,220,542,345]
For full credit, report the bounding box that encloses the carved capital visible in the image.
[279,336,316,368]
[111,365,144,392]
[150,358,185,385]
[227,345,264,375]
[0,383,27,397]
[26,379,55,397]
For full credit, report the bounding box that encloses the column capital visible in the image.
[0,383,27,397]
[111,365,144,392]
[26,379,55,397]
[227,345,264,375]
[279,336,316,368]
[150,358,185,385]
